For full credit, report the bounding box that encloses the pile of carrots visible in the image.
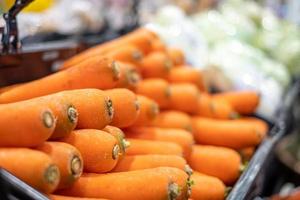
[0,28,268,200]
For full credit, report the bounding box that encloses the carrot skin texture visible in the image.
[60,130,120,173]
[0,101,55,147]
[49,195,109,200]
[0,148,60,193]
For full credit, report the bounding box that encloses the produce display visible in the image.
[0,28,269,200]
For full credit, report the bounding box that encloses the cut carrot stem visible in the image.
[0,57,120,103]
[140,52,173,79]
[0,148,60,193]
[169,83,200,114]
[130,95,160,127]
[135,78,171,109]
[188,145,241,185]
[61,28,155,69]
[239,147,255,162]
[105,89,140,128]
[192,117,264,149]
[126,139,183,156]
[0,101,55,147]
[151,110,193,132]
[167,67,206,91]
[37,142,83,190]
[125,127,194,159]
[190,172,226,200]
[49,195,109,200]
[103,125,129,157]
[60,130,120,173]
[213,91,260,115]
[106,45,144,66]
[197,93,238,120]
[115,62,141,90]
[112,154,187,172]
[166,47,185,66]
[57,167,189,200]
[50,89,114,130]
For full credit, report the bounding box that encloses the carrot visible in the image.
[169,83,200,114]
[61,28,155,69]
[0,57,120,103]
[235,117,269,138]
[60,130,120,173]
[106,45,144,66]
[135,78,171,109]
[190,172,226,200]
[192,117,264,149]
[0,83,23,94]
[58,167,190,200]
[130,95,160,127]
[166,48,185,66]
[49,195,109,200]
[112,154,186,172]
[151,39,167,52]
[49,89,113,130]
[126,139,183,156]
[0,101,56,147]
[213,91,260,114]
[103,125,130,157]
[151,110,193,132]
[189,145,241,185]
[239,147,255,162]
[0,148,60,193]
[37,142,83,190]
[105,89,140,128]
[167,67,206,91]
[115,62,141,90]
[125,127,194,159]
[197,93,238,119]
[140,52,173,78]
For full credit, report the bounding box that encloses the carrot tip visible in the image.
[127,70,141,86]
[184,165,193,177]
[168,182,181,200]
[67,106,78,124]
[240,162,248,174]
[44,164,60,185]
[164,60,173,71]
[112,144,120,160]
[134,99,140,111]
[112,61,121,80]
[149,104,160,119]
[121,139,130,153]
[225,187,233,198]
[71,155,83,178]
[43,110,55,128]
[132,50,143,61]
[105,99,114,119]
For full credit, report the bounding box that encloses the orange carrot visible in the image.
[0,148,60,193]
[58,167,190,200]
[167,67,206,91]
[169,83,200,114]
[0,57,120,103]
[140,52,173,79]
[130,95,159,127]
[115,62,141,90]
[197,93,238,119]
[213,91,260,114]
[151,110,193,132]
[235,117,269,138]
[106,45,144,66]
[190,172,226,200]
[151,39,167,52]
[189,145,241,185]
[105,89,140,128]
[0,83,23,94]
[103,125,129,157]
[37,142,83,190]
[0,101,55,147]
[60,130,120,173]
[125,127,194,159]
[239,147,255,162]
[166,48,185,66]
[135,78,171,109]
[49,195,109,200]
[61,28,155,69]
[126,139,183,156]
[192,117,264,149]
[50,89,113,130]
[112,154,187,172]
